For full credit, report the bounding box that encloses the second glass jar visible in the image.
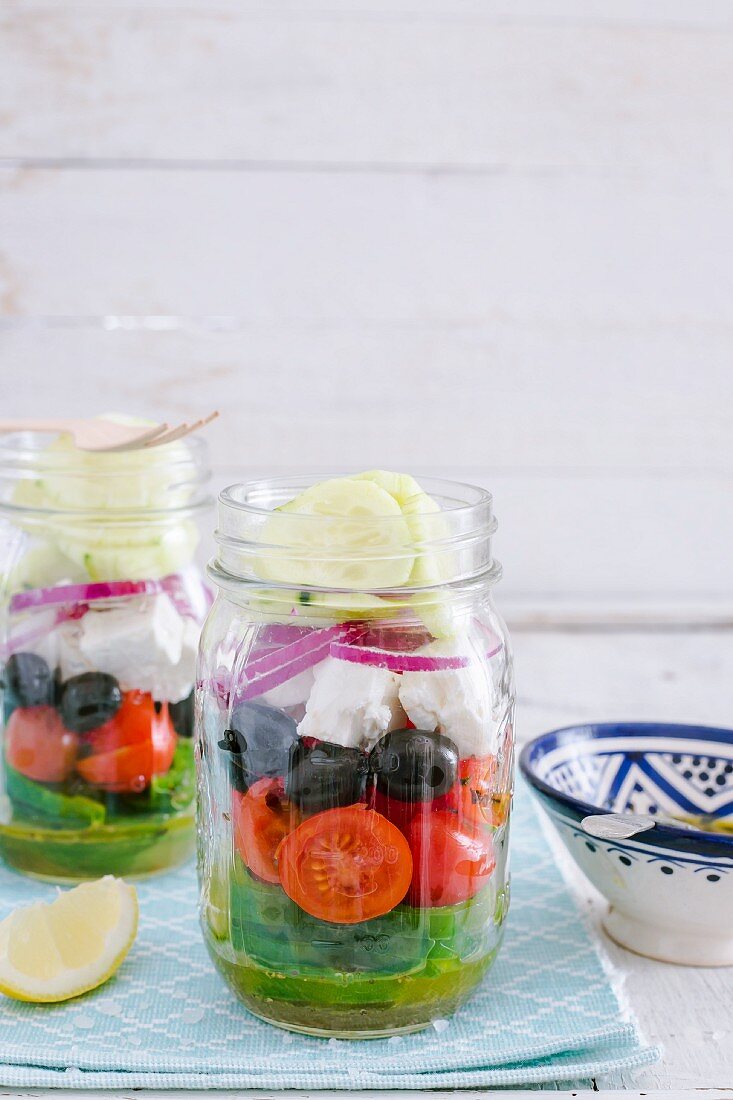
[0,427,211,881]
[198,474,514,1038]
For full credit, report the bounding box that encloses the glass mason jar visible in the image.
[198,474,515,1038]
[0,428,211,881]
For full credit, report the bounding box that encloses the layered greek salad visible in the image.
[204,472,512,1033]
[0,425,208,879]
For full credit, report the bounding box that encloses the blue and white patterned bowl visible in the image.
[520,723,733,966]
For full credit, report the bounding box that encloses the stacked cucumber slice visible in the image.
[9,421,201,585]
[253,471,455,636]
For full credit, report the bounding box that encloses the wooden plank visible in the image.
[1,326,731,609]
[1,169,731,386]
[0,313,730,477]
[4,0,733,21]
[4,0,733,19]
[1,9,733,166]
[512,629,733,743]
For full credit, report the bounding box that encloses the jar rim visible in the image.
[219,473,493,519]
[212,473,499,595]
[0,430,211,518]
[0,429,208,474]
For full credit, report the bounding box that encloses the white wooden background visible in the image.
[1,4,733,1094]
[1,0,732,620]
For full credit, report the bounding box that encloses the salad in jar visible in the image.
[0,421,211,881]
[198,471,514,1037]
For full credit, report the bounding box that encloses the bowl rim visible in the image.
[518,721,733,853]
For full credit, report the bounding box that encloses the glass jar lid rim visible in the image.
[219,473,493,519]
[0,430,209,475]
[0,430,211,518]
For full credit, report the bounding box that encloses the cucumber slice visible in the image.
[64,519,199,582]
[228,862,495,975]
[26,418,193,512]
[149,739,196,812]
[352,470,449,585]
[229,866,429,975]
[247,587,402,625]
[5,541,87,590]
[425,886,496,961]
[5,766,106,829]
[10,420,201,583]
[0,814,194,880]
[256,477,414,590]
[354,471,457,637]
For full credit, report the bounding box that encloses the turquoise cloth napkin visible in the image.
[0,786,657,1089]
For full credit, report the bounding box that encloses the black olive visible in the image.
[371,728,458,802]
[218,701,298,790]
[286,740,369,812]
[218,727,249,792]
[169,691,194,738]
[3,652,54,708]
[59,672,122,734]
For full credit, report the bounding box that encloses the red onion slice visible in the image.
[9,572,210,621]
[243,623,357,680]
[473,618,504,659]
[329,641,471,672]
[231,624,365,704]
[160,572,212,621]
[258,624,315,647]
[10,578,157,614]
[0,603,88,661]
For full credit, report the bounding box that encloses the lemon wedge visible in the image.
[0,876,138,1003]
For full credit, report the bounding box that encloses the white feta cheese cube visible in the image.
[260,664,319,709]
[57,619,92,680]
[297,657,405,750]
[151,615,199,703]
[398,642,497,759]
[73,592,186,698]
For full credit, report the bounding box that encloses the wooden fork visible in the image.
[0,413,218,452]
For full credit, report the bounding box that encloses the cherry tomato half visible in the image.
[434,754,509,827]
[85,692,163,753]
[5,706,79,783]
[75,692,176,793]
[233,777,298,884]
[277,805,412,924]
[372,787,416,835]
[76,742,153,793]
[408,810,495,907]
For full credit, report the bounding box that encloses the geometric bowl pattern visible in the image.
[537,736,733,821]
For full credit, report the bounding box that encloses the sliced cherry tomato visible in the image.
[5,706,79,783]
[86,692,161,753]
[488,790,511,828]
[371,787,416,835]
[434,754,507,827]
[75,692,177,793]
[408,810,495,907]
[277,805,412,924]
[233,777,298,884]
[76,742,153,793]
